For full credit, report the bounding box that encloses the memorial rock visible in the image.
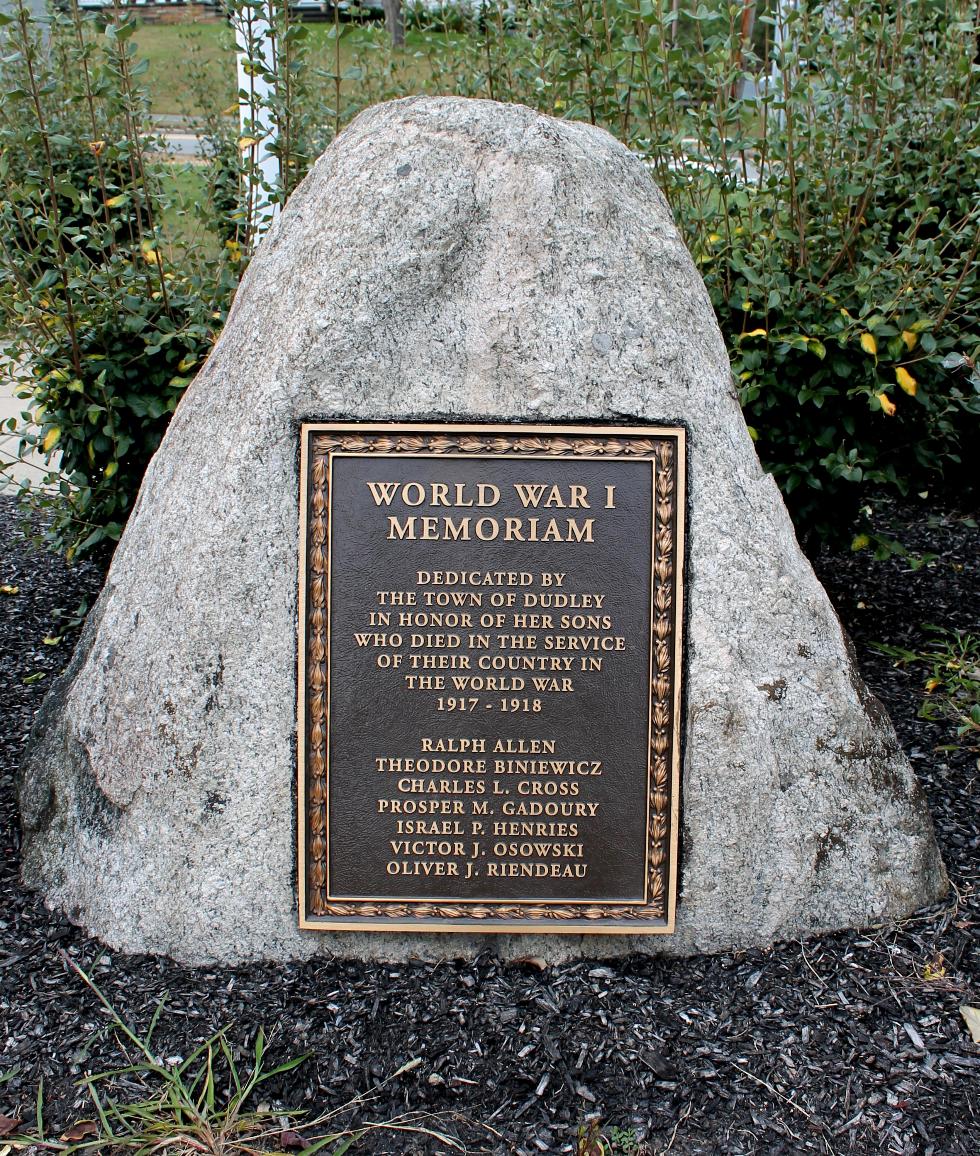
[19,97,946,964]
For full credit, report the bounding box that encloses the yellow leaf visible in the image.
[851,534,870,551]
[901,330,917,351]
[860,332,878,356]
[105,193,128,208]
[42,426,61,452]
[961,1006,980,1045]
[746,425,758,441]
[43,636,63,646]
[925,677,941,693]
[923,960,946,981]
[104,461,118,479]
[741,300,752,311]
[238,136,259,152]
[0,584,19,596]
[221,104,239,116]
[877,392,896,416]
[742,328,767,339]
[896,367,917,396]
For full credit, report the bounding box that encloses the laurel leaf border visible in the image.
[304,431,681,927]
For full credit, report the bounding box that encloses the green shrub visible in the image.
[22,255,228,557]
[0,2,238,558]
[0,0,317,556]
[690,1,980,538]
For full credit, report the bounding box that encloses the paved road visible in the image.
[162,131,204,158]
[151,115,220,159]
[0,363,60,488]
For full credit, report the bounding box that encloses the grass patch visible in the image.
[132,20,482,118]
[6,957,465,1154]
[133,21,234,117]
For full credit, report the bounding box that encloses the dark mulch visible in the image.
[1,494,977,1155]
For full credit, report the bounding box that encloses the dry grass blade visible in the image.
[7,960,472,1156]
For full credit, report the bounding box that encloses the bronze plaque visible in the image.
[297,423,685,933]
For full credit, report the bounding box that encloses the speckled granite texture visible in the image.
[19,97,946,963]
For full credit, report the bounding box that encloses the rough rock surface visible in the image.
[19,97,947,964]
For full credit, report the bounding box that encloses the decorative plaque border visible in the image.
[297,423,685,934]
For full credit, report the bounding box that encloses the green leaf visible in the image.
[54,178,80,203]
[108,19,137,43]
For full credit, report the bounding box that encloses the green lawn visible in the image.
[134,22,234,117]
[133,20,481,119]
[157,162,223,260]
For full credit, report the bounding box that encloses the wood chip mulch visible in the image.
[1,494,977,1155]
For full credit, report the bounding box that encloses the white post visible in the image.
[769,0,797,127]
[232,1,280,240]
